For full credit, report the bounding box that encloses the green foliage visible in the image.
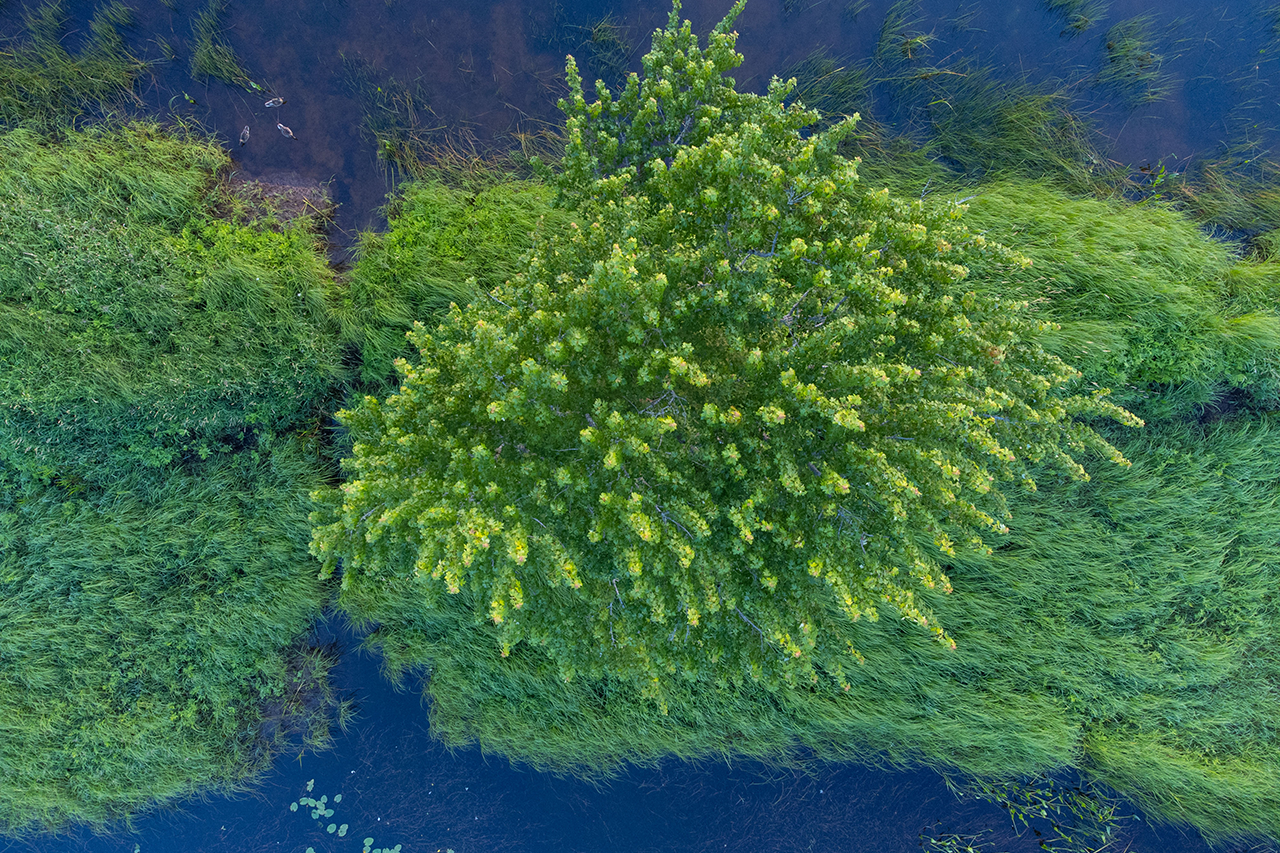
[0,124,344,477]
[338,173,567,391]
[1097,16,1170,106]
[954,181,1280,417]
[0,0,145,129]
[1042,0,1108,37]
[0,441,335,831]
[189,0,252,87]
[314,0,1138,707]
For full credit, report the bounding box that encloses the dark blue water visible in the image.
[3,0,1279,850]
[0,618,1227,853]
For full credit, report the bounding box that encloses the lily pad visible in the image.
[334,793,342,803]
[306,779,314,792]
[338,823,348,837]
[327,823,336,833]
[289,802,298,812]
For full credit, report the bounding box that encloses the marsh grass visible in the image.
[0,123,344,478]
[876,0,934,65]
[0,0,145,129]
[341,55,445,183]
[339,167,570,392]
[0,441,338,832]
[189,0,252,87]
[1167,145,1280,247]
[1097,16,1171,106]
[1042,0,1108,37]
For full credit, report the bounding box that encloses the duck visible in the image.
[264,96,286,108]
[239,125,250,146]
[277,123,296,139]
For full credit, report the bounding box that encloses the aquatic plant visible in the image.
[341,54,443,182]
[1097,15,1171,106]
[1041,0,1108,37]
[0,0,145,129]
[189,0,253,88]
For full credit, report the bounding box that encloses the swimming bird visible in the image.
[264,97,286,108]
[239,125,250,146]
[277,123,295,139]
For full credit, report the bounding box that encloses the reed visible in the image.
[1097,16,1171,106]
[189,0,252,87]
[0,0,144,129]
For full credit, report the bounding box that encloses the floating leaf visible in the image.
[289,802,298,812]
[334,793,342,803]
[327,823,336,833]
[310,809,320,820]
[306,779,314,792]
[338,823,348,836]
[364,840,374,847]
[320,795,327,805]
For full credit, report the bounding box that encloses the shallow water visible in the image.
[2,619,1227,853]
[3,0,1279,850]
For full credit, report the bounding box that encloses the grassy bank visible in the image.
[0,123,346,832]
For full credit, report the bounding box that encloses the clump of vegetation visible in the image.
[0,124,350,831]
[314,0,1141,710]
[1097,15,1170,106]
[0,0,145,129]
[342,55,443,182]
[1168,146,1280,247]
[916,69,1123,195]
[0,441,340,832]
[0,124,344,479]
[336,171,567,390]
[189,0,253,87]
[311,3,1280,846]
[1042,0,1108,37]
[877,0,934,63]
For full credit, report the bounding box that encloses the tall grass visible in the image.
[0,125,348,830]
[338,170,570,392]
[0,0,145,129]
[0,124,344,478]
[0,441,337,832]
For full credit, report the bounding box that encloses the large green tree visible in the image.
[311,0,1139,703]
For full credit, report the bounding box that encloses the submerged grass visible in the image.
[1097,16,1171,106]
[1042,0,1108,37]
[0,0,145,130]
[189,0,252,88]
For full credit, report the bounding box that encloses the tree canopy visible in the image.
[311,0,1140,702]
